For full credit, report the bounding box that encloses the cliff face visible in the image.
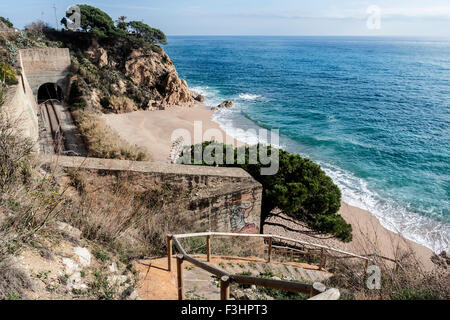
[75,38,198,113]
[124,48,193,108]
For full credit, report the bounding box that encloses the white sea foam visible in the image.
[318,161,450,253]
[238,93,263,101]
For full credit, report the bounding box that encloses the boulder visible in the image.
[84,39,109,68]
[146,100,164,111]
[217,100,234,109]
[73,247,91,267]
[125,48,194,107]
[192,92,205,103]
[163,72,193,106]
[51,221,82,240]
[431,251,450,269]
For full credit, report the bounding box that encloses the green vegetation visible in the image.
[0,61,17,85]
[234,271,308,300]
[390,288,437,300]
[61,4,167,46]
[181,142,352,242]
[62,4,117,38]
[89,269,117,300]
[127,20,167,45]
[93,249,110,262]
[0,17,13,29]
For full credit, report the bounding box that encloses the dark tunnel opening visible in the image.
[37,83,63,103]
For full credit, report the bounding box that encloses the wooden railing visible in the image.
[168,232,349,300]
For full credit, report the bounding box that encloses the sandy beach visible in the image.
[103,104,435,270]
[103,104,244,163]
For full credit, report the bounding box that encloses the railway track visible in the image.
[41,99,64,154]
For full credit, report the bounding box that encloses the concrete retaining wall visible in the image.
[1,72,39,144]
[43,156,263,234]
[19,48,71,99]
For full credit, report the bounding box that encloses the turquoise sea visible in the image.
[165,36,450,253]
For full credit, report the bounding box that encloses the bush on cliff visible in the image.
[127,21,167,45]
[180,142,352,242]
[0,17,13,29]
[61,4,117,38]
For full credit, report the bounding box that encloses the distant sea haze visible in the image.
[165,36,450,253]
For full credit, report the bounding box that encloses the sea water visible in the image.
[165,36,450,253]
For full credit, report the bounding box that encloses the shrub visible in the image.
[127,21,167,46]
[181,142,351,242]
[0,17,13,29]
[0,61,17,85]
[62,5,116,37]
[24,20,47,38]
[324,253,450,300]
[0,111,34,191]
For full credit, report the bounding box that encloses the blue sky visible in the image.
[2,0,450,36]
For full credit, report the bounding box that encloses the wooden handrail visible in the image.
[170,233,338,300]
[174,231,371,262]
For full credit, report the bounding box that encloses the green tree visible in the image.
[0,16,13,29]
[61,4,116,38]
[181,142,352,242]
[116,16,128,31]
[128,20,167,45]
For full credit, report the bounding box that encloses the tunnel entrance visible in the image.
[37,83,63,103]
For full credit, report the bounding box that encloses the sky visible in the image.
[1,0,450,36]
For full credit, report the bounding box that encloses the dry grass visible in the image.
[319,231,450,300]
[324,253,450,300]
[0,108,67,257]
[109,96,137,114]
[62,169,195,261]
[72,110,150,161]
[0,259,34,300]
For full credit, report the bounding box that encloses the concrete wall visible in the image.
[1,72,39,144]
[19,48,71,99]
[43,156,263,234]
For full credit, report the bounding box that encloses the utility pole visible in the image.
[53,4,58,30]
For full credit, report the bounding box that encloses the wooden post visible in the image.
[319,248,324,269]
[267,237,273,263]
[364,259,369,273]
[220,276,231,300]
[167,235,173,272]
[290,249,294,262]
[176,254,184,300]
[206,235,211,262]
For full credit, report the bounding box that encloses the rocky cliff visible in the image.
[68,37,201,113]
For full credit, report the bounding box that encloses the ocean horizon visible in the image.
[165,36,450,253]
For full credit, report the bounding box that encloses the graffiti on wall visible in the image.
[228,192,258,234]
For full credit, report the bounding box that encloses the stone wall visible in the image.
[43,156,263,234]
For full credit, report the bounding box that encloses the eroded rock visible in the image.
[217,100,234,109]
